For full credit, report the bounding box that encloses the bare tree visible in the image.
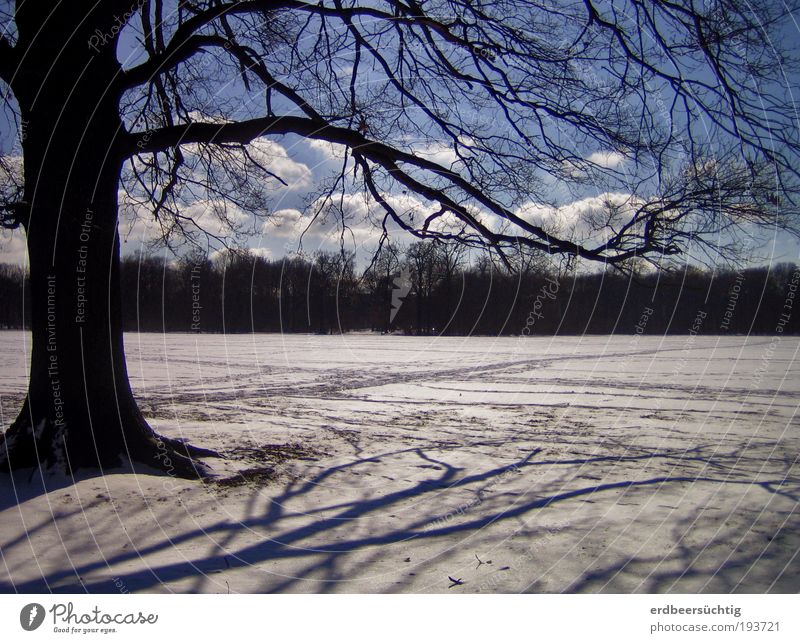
[1,0,798,476]
[362,241,402,332]
[405,241,439,333]
[311,250,355,333]
[433,241,465,332]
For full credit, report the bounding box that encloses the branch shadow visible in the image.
[1,442,798,593]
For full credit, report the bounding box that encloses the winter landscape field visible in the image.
[0,330,798,593]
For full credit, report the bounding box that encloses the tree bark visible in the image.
[0,0,216,478]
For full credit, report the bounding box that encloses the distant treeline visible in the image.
[1,244,799,335]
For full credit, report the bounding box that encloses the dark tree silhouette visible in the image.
[0,0,799,477]
[405,241,439,333]
[311,250,356,333]
[362,242,402,332]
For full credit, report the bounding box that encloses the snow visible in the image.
[0,331,798,593]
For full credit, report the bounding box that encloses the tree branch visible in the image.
[128,115,613,260]
[118,0,470,92]
[116,0,799,267]
[120,34,230,90]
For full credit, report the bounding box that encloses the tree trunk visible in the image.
[0,0,215,478]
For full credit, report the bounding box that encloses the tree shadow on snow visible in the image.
[0,442,798,593]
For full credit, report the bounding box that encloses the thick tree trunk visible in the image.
[0,0,216,478]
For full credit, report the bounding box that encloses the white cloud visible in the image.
[118,192,163,248]
[517,201,560,227]
[561,192,641,223]
[185,110,231,125]
[182,199,250,237]
[412,142,460,168]
[263,208,305,238]
[517,191,642,241]
[262,191,433,252]
[119,194,254,251]
[157,120,313,191]
[249,246,273,259]
[306,138,348,162]
[244,138,313,190]
[586,151,626,169]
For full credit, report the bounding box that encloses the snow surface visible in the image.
[0,330,798,593]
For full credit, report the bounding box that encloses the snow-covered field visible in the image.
[0,330,798,593]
